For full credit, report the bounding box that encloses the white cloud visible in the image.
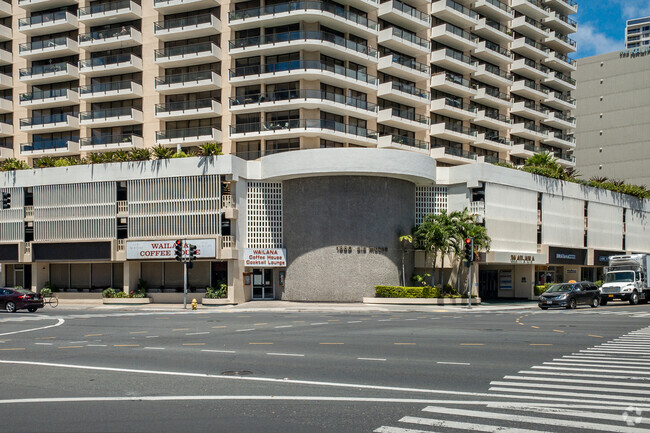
[573,23,624,58]
[617,1,650,19]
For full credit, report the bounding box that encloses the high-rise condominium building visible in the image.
[626,16,650,48]
[2,0,577,167]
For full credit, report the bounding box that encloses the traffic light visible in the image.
[188,244,197,262]
[464,238,474,263]
[174,239,183,262]
[2,192,10,209]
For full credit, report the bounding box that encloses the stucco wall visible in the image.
[282,176,415,301]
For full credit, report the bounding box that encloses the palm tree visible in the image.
[413,214,448,287]
[398,234,413,287]
[448,209,491,293]
[433,210,454,287]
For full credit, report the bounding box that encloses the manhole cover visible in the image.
[221,370,253,376]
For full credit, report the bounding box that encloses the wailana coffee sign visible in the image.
[126,239,216,260]
[244,248,287,267]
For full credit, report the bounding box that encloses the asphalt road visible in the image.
[1,302,649,432]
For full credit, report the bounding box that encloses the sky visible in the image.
[573,0,650,58]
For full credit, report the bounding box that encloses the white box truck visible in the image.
[600,254,650,305]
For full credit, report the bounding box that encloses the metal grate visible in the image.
[415,186,447,225]
[0,187,24,242]
[246,182,282,248]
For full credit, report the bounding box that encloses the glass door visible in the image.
[252,269,274,300]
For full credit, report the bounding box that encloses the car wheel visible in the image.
[590,297,600,308]
[567,298,577,309]
[27,307,38,313]
[5,301,16,313]
[600,299,608,306]
[629,291,639,305]
[540,307,548,310]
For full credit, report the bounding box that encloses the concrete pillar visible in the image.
[229,260,247,303]
[123,261,139,294]
[32,263,49,293]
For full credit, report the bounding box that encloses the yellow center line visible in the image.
[293,321,305,323]
[129,331,147,334]
[394,343,416,346]
[320,342,344,345]
[518,323,525,326]
[460,343,485,346]
[59,346,83,349]
[35,337,56,340]
[531,326,539,329]
[254,323,268,326]
[113,344,140,347]
[249,342,274,345]
[530,344,552,346]
[553,330,565,333]
[327,320,339,322]
[0,348,24,351]
[183,343,206,346]
[589,334,604,338]
[0,339,10,342]
[172,329,189,332]
[211,326,227,329]
[84,334,103,337]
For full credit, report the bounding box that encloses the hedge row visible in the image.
[375,286,466,298]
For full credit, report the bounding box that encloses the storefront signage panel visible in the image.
[244,248,287,267]
[126,239,216,260]
[594,250,624,265]
[489,252,546,264]
[548,246,587,265]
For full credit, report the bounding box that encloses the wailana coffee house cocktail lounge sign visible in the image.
[126,239,216,260]
[244,248,287,267]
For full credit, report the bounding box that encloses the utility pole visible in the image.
[464,238,474,310]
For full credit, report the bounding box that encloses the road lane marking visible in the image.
[201,350,235,354]
[328,320,339,322]
[182,343,206,346]
[211,326,227,329]
[113,345,140,347]
[249,342,273,345]
[437,362,470,365]
[129,331,147,334]
[85,334,103,337]
[588,335,603,338]
[311,322,328,326]
[59,346,83,349]
[553,330,565,333]
[529,344,552,346]
[172,329,189,332]
[490,380,650,395]
[358,358,386,361]
[34,343,52,346]
[0,348,24,351]
[460,343,484,346]
[395,343,416,346]
[86,345,107,347]
[347,321,362,323]
[274,325,292,328]
[69,341,88,344]
[504,375,650,388]
[320,342,343,345]
[530,326,539,329]
[144,347,166,350]
[254,323,267,326]
[145,336,159,338]
[236,329,254,332]
[186,332,209,336]
[292,321,305,323]
[0,318,65,337]
[267,353,304,357]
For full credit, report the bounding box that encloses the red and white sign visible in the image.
[127,239,216,260]
[244,248,287,267]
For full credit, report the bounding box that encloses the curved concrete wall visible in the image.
[282,176,415,301]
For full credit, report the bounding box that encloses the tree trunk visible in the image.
[431,251,437,287]
[456,260,462,292]
[439,253,445,290]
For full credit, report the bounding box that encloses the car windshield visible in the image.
[605,272,635,283]
[15,289,34,294]
[545,284,574,293]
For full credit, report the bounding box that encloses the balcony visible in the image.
[543,51,577,73]
[430,72,476,97]
[0,47,10,66]
[229,89,378,119]
[79,54,143,77]
[155,127,222,147]
[18,10,77,35]
[19,88,79,108]
[228,2,378,38]
[542,130,575,148]
[511,37,548,60]
[377,135,429,153]
[430,122,477,143]
[20,113,79,133]
[430,23,477,51]
[474,133,512,152]
[0,22,9,41]
[473,18,513,44]
[510,142,537,158]
[544,91,575,110]
[472,110,511,131]
[542,111,575,129]
[511,79,548,100]
[545,30,577,53]
[155,98,221,120]
[510,15,548,40]
[153,0,219,14]
[544,70,576,91]
[431,0,478,28]
[155,71,221,95]
[77,0,141,25]
[0,72,10,90]
[378,108,429,131]
[431,48,477,74]
[472,0,513,21]
[510,58,548,80]
[78,26,142,51]
[431,146,477,164]
[220,195,238,219]
[230,119,378,146]
[378,27,429,57]
[543,0,577,16]
[0,96,10,114]
[472,87,512,108]
[154,13,221,41]
[19,62,78,84]
[543,9,577,34]
[511,123,548,141]
[78,80,143,102]
[471,63,513,87]
[378,0,430,30]
[229,60,378,92]
[79,134,143,152]
[155,42,221,67]
[0,121,11,137]
[229,31,378,64]
[0,1,10,17]
[18,0,77,12]
[377,54,428,81]
[430,97,477,120]
[473,40,513,65]
[19,37,78,60]
[21,139,80,156]
[511,0,547,20]
[80,107,143,127]
[510,100,548,120]
[377,81,429,106]
[0,144,12,160]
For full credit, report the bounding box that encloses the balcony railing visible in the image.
[79,80,138,95]
[79,53,136,69]
[229,30,377,58]
[388,54,429,73]
[156,126,219,141]
[19,37,72,53]
[20,113,77,128]
[440,22,477,43]
[518,100,548,113]
[155,70,217,86]
[522,58,548,73]
[154,13,218,31]
[388,27,430,50]
[553,52,576,66]
[435,145,477,160]
[549,111,575,124]
[390,81,429,99]
[443,97,476,113]
[78,0,134,16]
[19,62,75,79]
[484,40,511,58]
[229,89,377,112]
[221,236,235,249]
[481,87,509,100]
[484,0,510,13]
[444,123,477,136]
[551,71,576,85]
[389,0,429,23]
[19,87,74,102]
[441,71,475,89]
[444,0,478,19]
[483,133,512,146]
[481,110,511,123]
[20,138,77,152]
[80,107,139,121]
[484,18,510,35]
[24,206,34,219]
[522,79,549,94]
[230,119,378,139]
[387,135,429,150]
[228,1,378,31]
[386,108,429,124]
[117,201,128,213]
[548,131,575,143]
[155,98,219,114]
[80,133,140,147]
[546,8,577,28]
[79,26,138,43]
[154,42,217,59]
[548,91,575,104]
[554,32,576,47]
[18,10,70,27]
[441,48,477,66]
[483,63,513,80]
[229,60,378,86]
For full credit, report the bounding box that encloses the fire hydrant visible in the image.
[191,298,198,310]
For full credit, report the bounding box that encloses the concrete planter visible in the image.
[202,298,234,306]
[102,298,152,304]
[363,297,481,305]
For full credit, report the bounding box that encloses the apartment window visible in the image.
[266,138,299,154]
[236,141,260,160]
[320,139,344,148]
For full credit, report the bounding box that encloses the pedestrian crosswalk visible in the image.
[375,325,650,432]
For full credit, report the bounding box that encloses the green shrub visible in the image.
[40,288,52,297]
[128,148,151,161]
[534,285,547,296]
[375,286,443,298]
[102,288,115,298]
[205,283,227,299]
[594,280,603,288]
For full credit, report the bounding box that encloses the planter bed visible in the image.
[202,298,234,306]
[363,297,481,305]
[102,298,152,304]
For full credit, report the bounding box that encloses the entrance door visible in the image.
[252,269,274,299]
[478,270,499,300]
[14,268,23,288]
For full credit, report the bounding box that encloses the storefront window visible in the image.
[535,266,564,285]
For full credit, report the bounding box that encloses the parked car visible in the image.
[0,288,44,313]
[538,281,600,310]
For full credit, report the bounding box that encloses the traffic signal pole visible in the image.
[465,238,474,310]
[467,261,472,310]
[183,257,188,310]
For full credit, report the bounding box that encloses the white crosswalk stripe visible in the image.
[376,325,650,432]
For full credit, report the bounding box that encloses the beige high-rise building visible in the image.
[0,0,576,167]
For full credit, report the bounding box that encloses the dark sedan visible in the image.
[0,288,44,313]
[538,281,600,310]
